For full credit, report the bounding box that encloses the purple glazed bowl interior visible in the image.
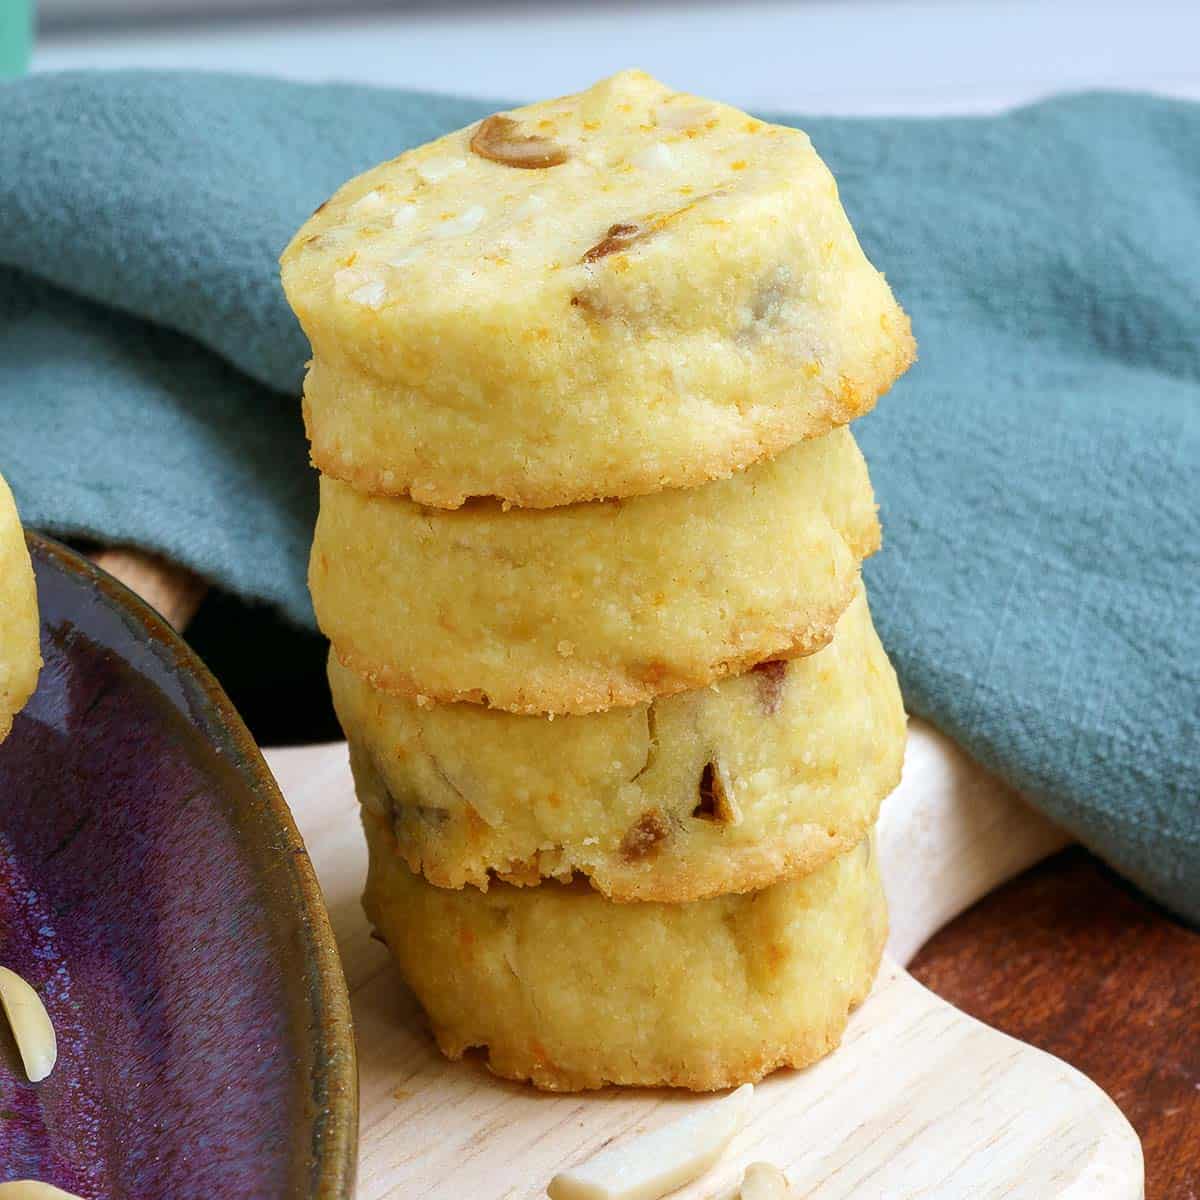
[0,534,356,1198]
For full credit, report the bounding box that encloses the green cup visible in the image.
[0,0,33,79]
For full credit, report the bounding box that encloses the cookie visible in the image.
[364,814,886,1092]
[337,585,904,901]
[0,473,40,743]
[312,426,878,715]
[282,69,914,509]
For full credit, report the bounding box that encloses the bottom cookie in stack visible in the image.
[364,813,885,1093]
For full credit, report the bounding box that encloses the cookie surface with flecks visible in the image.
[282,69,914,508]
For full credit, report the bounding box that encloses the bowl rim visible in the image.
[25,531,358,1198]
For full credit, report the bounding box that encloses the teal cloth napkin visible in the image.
[0,72,1196,922]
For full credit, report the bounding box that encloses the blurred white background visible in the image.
[34,0,1200,116]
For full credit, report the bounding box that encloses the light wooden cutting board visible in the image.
[264,719,1144,1200]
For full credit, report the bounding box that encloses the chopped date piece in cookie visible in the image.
[751,660,789,714]
[693,761,739,825]
[620,810,671,861]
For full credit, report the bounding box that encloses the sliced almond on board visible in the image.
[547,1084,753,1200]
[0,965,56,1083]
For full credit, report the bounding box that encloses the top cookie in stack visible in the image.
[282,71,914,1092]
[282,68,913,513]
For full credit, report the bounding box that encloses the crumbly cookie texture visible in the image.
[282,69,914,508]
[311,426,879,716]
[337,585,905,901]
[0,474,40,744]
[364,816,886,1092]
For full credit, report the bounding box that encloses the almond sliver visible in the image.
[547,1084,753,1200]
[0,965,57,1083]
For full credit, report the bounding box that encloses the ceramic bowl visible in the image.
[0,534,356,1197]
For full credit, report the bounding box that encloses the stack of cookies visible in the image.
[281,71,914,1092]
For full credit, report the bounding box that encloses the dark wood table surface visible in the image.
[910,848,1200,1200]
